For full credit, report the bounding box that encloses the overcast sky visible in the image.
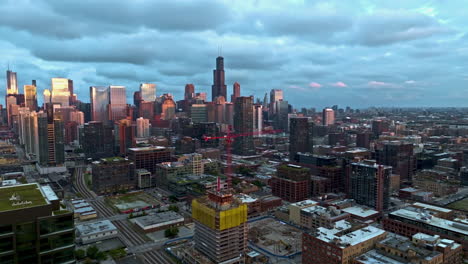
[1,0,467,108]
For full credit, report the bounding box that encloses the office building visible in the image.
[108,85,127,121]
[0,183,75,264]
[322,108,335,126]
[136,169,152,188]
[348,161,391,211]
[289,117,313,160]
[79,121,114,159]
[116,119,135,155]
[185,83,195,100]
[90,86,109,122]
[211,56,227,101]
[269,89,283,116]
[136,117,150,138]
[160,95,176,120]
[37,109,65,166]
[356,132,372,149]
[274,100,289,130]
[233,96,255,155]
[231,82,240,102]
[139,83,156,102]
[51,78,71,107]
[192,190,248,263]
[127,146,172,174]
[6,69,18,95]
[253,104,263,132]
[383,206,468,255]
[139,101,154,120]
[24,83,37,111]
[302,220,387,264]
[91,157,136,194]
[191,104,208,123]
[18,109,38,159]
[372,120,389,138]
[376,140,415,184]
[271,164,310,202]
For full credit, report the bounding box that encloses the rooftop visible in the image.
[412,202,452,213]
[316,220,386,248]
[128,146,167,152]
[342,206,379,218]
[390,208,468,236]
[0,183,50,212]
[134,211,184,227]
[76,220,117,236]
[355,249,406,264]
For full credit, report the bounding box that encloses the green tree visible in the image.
[86,246,99,259]
[168,205,179,212]
[108,248,127,259]
[75,249,86,260]
[164,226,179,238]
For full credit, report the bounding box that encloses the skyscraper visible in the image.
[211,56,227,101]
[79,121,115,159]
[37,108,65,166]
[24,82,38,111]
[269,89,283,116]
[192,190,248,263]
[6,69,18,95]
[289,117,313,160]
[184,83,195,100]
[108,85,127,121]
[136,117,150,138]
[51,78,71,107]
[322,108,335,126]
[140,83,156,102]
[233,96,255,155]
[231,82,240,102]
[253,104,263,132]
[90,86,109,122]
[348,161,391,211]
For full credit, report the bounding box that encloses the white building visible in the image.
[136,117,151,138]
[75,220,118,244]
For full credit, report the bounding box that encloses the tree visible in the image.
[252,180,265,188]
[168,205,179,212]
[86,246,99,259]
[75,249,86,260]
[164,226,179,238]
[108,248,127,259]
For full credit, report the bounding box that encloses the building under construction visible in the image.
[192,190,248,263]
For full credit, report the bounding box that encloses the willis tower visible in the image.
[211,56,227,101]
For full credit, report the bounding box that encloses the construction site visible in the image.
[248,218,302,256]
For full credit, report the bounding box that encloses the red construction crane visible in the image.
[203,125,282,189]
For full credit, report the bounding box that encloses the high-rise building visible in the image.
[24,82,38,111]
[37,108,65,166]
[92,157,136,194]
[211,56,227,101]
[116,119,135,155]
[108,85,127,121]
[6,69,18,95]
[233,96,254,155]
[140,83,156,102]
[51,78,71,107]
[190,104,207,123]
[128,146,172,186]
[136,117,150,138]
[185,84,195,100]
[356,132,372,149]
[192,190,248,263]
[0,183,75,264]
[231,82,240,102]
[90,86,109,122]
[160,94,176,120]
[18,108,38,159]
[375,141,414,184]
[322,108,335,126]
[79,121,114,159]
[5,95,18,127]
[271,164,311,202]
[253,104,263,132]
[372,120,390,138]
[43,89,51,105]
[269,89,283,116]
[275,100,289,130]
[289,117,313,160]
[348,161,391,211]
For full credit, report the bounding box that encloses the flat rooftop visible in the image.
[128,146,167,152]
[412,202,452,213]
[316,220,386,248]
[76,220,117,236]
[390,208,468,236]
[342,206,379,218]
[134,211,184,227]
[355,249,406,264]
[0,183,50,212]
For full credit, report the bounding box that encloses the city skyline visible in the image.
[0,1,467,108]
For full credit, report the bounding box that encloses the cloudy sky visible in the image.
[1,0,467,108]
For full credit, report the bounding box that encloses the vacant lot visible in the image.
[106,192,160,211]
